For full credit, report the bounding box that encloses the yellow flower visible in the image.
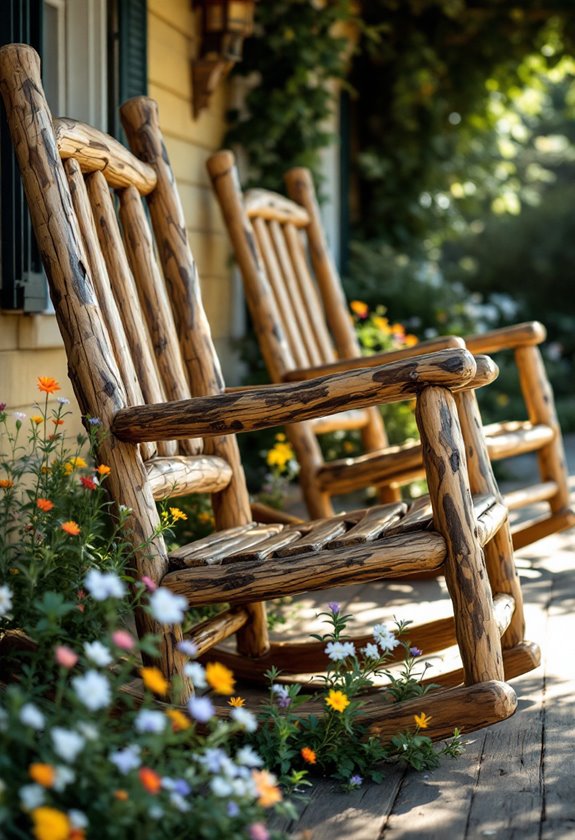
[372,315,390,335]
[252,770,283,808]
[390,322,406,337]
[169,506,188,522]
[266,442,294,470]
[140,666,169,696]
[64,457,87,474]
[37,377,61,395]
[325,689,350,713]
[205,661,235,695]
[228,696,245,707]
[31,807,70,840]
[350,300,369,318]
[414,711,432,729]
[166,709,191,731]
[275,433,286,442]
[404,334,419,347]
[198,511,215,525]
[31,415,44,425]
[28,763,55,788]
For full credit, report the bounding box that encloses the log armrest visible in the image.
[463,321,546,355]
[282,335,466,382]
[111,349,496,443]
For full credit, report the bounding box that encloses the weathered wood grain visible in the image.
[110,349,478,442]
[55,117,157,194]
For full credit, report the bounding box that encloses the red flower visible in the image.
[80,476,98,491]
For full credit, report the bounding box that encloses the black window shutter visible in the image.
[0,0,46,311]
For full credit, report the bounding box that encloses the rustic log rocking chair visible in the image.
[0,44,539,740]
[207,151,574,551]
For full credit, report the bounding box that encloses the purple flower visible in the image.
[57,397,70,405]
[349,774,363,788]
[0,403,6,412]
[174,778,192,797]
[227,801,240,818]
[328,601,340,615]
[88,417,101,426]
[410,646,422,657]
[177,640,198,657]
[187,695,214,723]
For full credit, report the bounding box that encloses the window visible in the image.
[0,0,146,312]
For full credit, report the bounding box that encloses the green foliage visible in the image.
[226,0,360,191]
[252,606,464,788]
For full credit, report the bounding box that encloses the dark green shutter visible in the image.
[0,0,46,311]
[119,0,148,102]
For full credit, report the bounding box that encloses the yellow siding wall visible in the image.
[0,0,240,422]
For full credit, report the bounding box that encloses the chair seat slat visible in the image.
[329,502,407,547]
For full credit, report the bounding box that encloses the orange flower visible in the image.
[61,520,80,536]
[37,498,54,512]
[228,696,245,707]
[252,770,282,808]
[37,377,60,394]
[0,479,14,489]
[52,418,65,426]
[300,746,317,765]
[405,334,419,347]
[113,789,129,801]
[69,830,86,840]
[350,300,369,319]
[31,415,44,425]
[205,661,235,695]
[96,464,111,476]
[414,712,432,730]
[166,709,191,731]
[139,767,162,795]
[29,763,56,787]
[140,666,169,696]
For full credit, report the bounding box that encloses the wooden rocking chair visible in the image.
[207,151,575,551]
[0,44,539,741]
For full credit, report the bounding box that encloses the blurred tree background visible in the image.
[227,0,575,428]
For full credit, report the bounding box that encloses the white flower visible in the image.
[373,623,400,652]
[149,588,187,625]
[69,810,88,829]
[19,703,45,730]
[324,641,356,661]
[51,727,85,762]
[0,585,13,618]
[169,792,191,812]
[183,661,207,688]
[210,777,233,797]
[109,745,142,774]
[230,707,257,732]
[149,805,164,819]
[53,766,75,792]
[19,784,45,810]
[83,640,113,667]
[177,640,198,657]
[72,670,111,710]
[236,745,263,767]
[84,569,126,601]
[361,643,381,660]
[77,722,99,741]
[134,709,166,734]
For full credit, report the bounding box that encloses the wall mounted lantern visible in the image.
[192,0,256,118]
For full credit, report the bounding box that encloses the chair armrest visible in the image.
[282,335,465,381]
[111,349,495,443]
[463,321,546,355]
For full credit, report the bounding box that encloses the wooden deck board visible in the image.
[270,446,575,838]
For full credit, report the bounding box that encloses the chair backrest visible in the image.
[208,151,391,517]
[0,44,261,664]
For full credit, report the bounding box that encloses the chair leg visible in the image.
[416,385,505,685]
[515,345,571,515]
[454,389,526,648]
